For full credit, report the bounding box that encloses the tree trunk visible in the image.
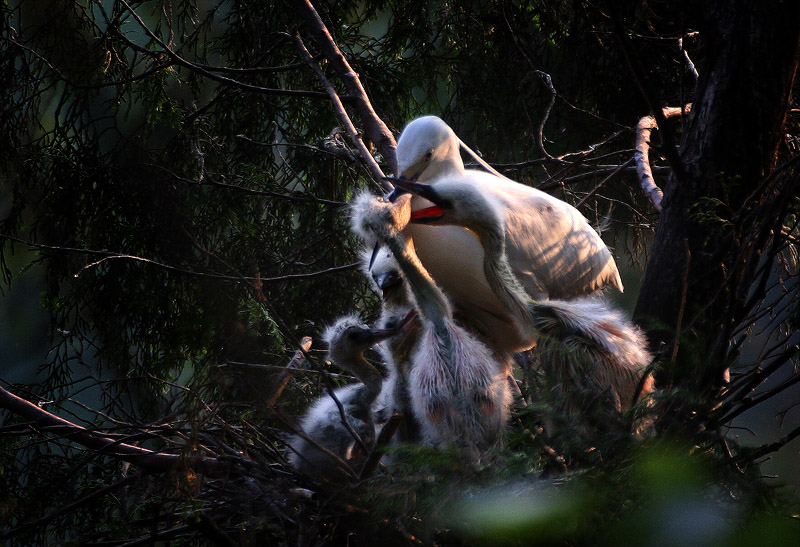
[634,1,800,390]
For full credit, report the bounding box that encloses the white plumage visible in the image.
[287,315,400,479]
[352,193,511,460]
[391,177,653,412]
[393,115,623,354]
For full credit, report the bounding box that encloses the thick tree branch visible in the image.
[294,33,387,184]
[290,0,398,176]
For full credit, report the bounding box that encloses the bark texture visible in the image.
[634,1,800,388]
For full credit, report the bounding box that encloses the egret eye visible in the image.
[424,149,434,160]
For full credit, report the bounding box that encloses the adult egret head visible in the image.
[396,116,463,181]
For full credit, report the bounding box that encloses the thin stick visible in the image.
[290,0,398,176]
[575,157,634,209]
[359,413,403,480]
[293,33,387,185]
[266,336,313,407]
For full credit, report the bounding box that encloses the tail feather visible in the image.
[531,299,651,370]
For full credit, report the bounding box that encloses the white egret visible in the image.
[390,115,623,355]
[390,177,653,412]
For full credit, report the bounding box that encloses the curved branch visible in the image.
[635,104,692,211]
[111,0,330,100]
[532,70,558,161]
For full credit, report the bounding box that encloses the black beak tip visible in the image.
[367,242,381,270]
[386,186,408,203]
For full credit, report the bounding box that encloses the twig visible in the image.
[359,413,403,480]
[1,473,144,540]
[575,157,634,209]
[111,0,330,101]
[532,70,558,161]
[293,33,386,184]
[678,35,700,82]
[325,383,370,456]
[280,412,358,481]
[216,361,352,380]
[670,238,692,365]
[290,0,397,176]
[635,104,692,211]
[266,336,313,407]
[736,424,800,466]
[0,233,358,284]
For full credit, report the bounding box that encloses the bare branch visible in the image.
[290,0,398,176]
[359,413,403,479]
[532,70,558,161]
[0,384,238,475]
[266,336,314,407]
[635,104,692,211]
[679,34,700,82]
[293,33,386,184]
[736,424,800,465]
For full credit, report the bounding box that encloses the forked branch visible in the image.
[635,104,692,211]
[291,0,398,176]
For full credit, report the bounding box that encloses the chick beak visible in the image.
[367,243,382,271]
[382,178,444,223]
[381,171,420,203]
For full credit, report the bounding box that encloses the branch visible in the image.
[359,412,403,479]
[679,33,700,82]
[1,473,144,540]
[635,104,692,211]
[1,233,358,284]
[606,4,686,180]
[293,33,387,184]
[0,384,239,476]
[290,0,397,176]
[532,70,558,161]
[575,157,634,209]
[736,424,800,466]
[111,0,330,101]
[265,336,313,407]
